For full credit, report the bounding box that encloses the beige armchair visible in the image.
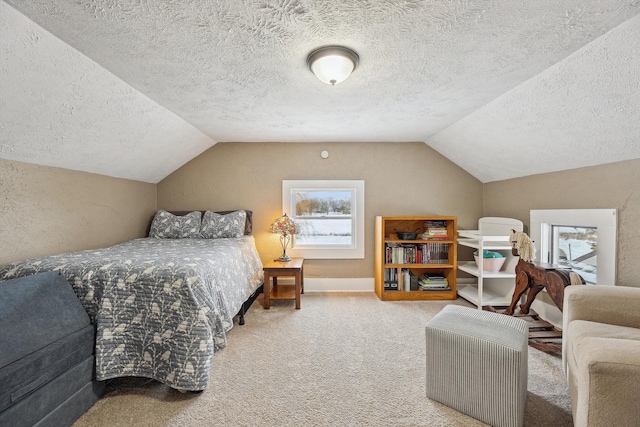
[562,285,640,427]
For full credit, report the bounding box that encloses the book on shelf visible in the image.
[384,268,398,282]
[422,233,449,240]
[409,270,420,291]
[422,285,451,291]
[424,220,448,228]
[419,279,448,286]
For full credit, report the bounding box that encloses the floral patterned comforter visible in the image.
[0,237,264,390]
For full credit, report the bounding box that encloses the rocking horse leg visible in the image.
[520,284,544,314]
[505,270,531,315]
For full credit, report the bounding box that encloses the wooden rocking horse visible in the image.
[505,230,584,316]
[503,231,585,353]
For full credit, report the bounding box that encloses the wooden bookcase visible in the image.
[374,216,457,301]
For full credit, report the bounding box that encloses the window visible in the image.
[530,209,617,286]
[551,225,598,284]
[282,180,365,259]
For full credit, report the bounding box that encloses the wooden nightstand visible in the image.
[263,258,304,309]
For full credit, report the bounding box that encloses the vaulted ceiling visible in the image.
[1,1,639,183]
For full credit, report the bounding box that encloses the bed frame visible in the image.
[236,286,262,325]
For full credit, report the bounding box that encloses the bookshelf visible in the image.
[456,217,523,308]
[374,216,457,301]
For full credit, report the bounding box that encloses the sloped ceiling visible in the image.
[1,1,639,183]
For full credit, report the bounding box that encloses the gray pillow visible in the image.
[200,210,247,238]
[149,210,202,238]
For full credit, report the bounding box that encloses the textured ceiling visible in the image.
[1,0,639,183]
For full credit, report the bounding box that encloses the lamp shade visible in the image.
[307,45,359,85]
[269,213,298,235]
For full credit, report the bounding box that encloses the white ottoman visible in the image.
[425,305,528,427]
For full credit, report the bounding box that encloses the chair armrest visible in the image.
[576,337,640,369]
[571,338,640,427]
[562,285,640,371]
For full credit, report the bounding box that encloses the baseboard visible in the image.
[272,277,374,292]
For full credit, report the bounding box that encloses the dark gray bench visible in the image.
[0,271,105,427]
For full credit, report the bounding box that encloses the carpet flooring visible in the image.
[73,292,574,426]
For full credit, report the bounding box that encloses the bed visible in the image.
[0,210,264,391]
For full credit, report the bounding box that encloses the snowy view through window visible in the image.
[554,226,597,284]
[292,190,353,247]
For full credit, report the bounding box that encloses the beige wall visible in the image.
[483,158,640,287]
[157,142,483,279]
[4,143,637,287]
[0,158,157,266]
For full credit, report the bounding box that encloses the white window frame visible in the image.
[282,180,365,259]
[530,209,617,286]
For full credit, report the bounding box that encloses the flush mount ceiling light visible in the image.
[306,45,359,86]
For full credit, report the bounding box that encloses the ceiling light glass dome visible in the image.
[306,46,359,86]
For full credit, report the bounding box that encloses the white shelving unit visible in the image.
[456,217,523,309]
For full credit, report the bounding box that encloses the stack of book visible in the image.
[418,273,450,291]
[422,220,448,239]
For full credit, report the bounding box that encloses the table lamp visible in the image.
[269,213,298,262]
